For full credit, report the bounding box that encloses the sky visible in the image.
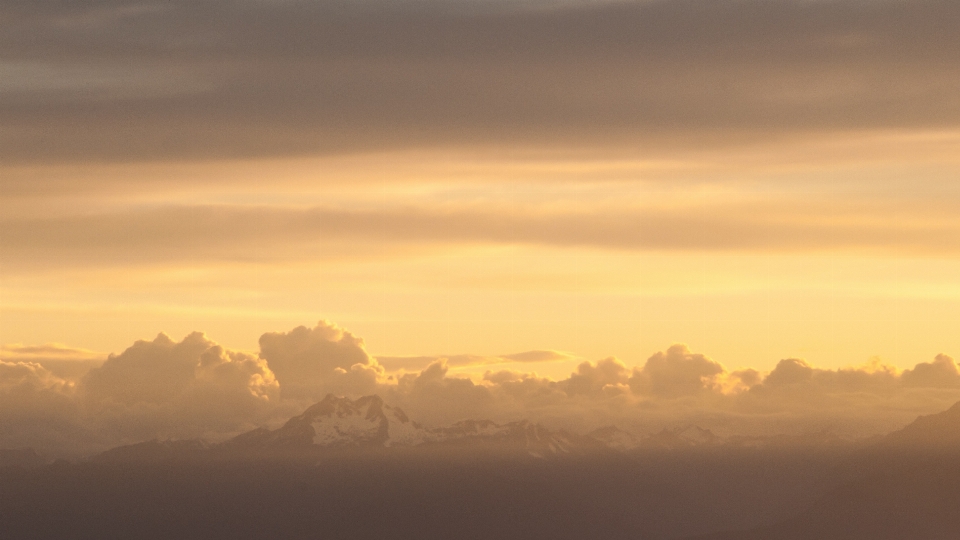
[2,0,960,454]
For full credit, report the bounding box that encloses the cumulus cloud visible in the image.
[484,370,564,405]
[748,357,901,397]
[629,344,725,398]
[84,333,209,406]
[721,369,762,394]
[0,360,80,452]
[5,321,960,457]
[80,332,278,443]
[562,358,631,398]
[901,354,960,388]
[384,359,495,425]
[258,321,384,400]
[0,360,74,403]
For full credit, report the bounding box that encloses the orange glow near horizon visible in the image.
[3,133,960,379]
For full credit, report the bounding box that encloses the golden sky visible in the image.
[3,0,960,454]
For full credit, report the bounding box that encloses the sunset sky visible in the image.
[3,0,960,454]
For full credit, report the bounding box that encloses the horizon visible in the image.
[3,0,960,537]
[3,0,960,377]
[3,0,960,457]
[6,318,960,458]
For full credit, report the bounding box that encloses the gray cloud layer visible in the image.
[2,0,958,163]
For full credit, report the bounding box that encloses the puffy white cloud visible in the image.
[486,371,568,410]
[0,360,77,427]
[386,359,494,425]
[762,358,814,387]
[6,322,960,457]
[562,358,631,398]
[746,357,901,400]
[80,332,279,443]
[258,321,383,400]
[629,344,725,398]
[0,360,80,453]
[482,370,524,385]
[901,354,960,388]
[83,333,208,406]
[0,360,73,397]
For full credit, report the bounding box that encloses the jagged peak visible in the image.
[301,394,383,417]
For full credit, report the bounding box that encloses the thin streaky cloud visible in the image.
[4,202,960,270]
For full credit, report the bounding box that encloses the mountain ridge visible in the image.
[86,393,898,463]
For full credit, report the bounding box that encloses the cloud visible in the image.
[901,354,960,388]
[376,354,497,373]
[750,357,901,395]
[562,357,631,397]
[487,370,566,408]
[377,349,573,373]
[0,360,80,452]
[501,350,574,363]
[629,344,725,398]
[483,369,529,385]
[1,0,958,163]
[1,343,104,362]
[762,358,816,387]
[83,333,206,406]
[0,360,74,400]
[5,321,960,457]
[81,332,279,443]
[0,343,106,379]
[387,359,494,425]
[8,200,960,274]
[258,320,384,400]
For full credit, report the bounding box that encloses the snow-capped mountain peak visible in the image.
[224,395,605,457]
[294,394,429,447]
[588,426,643,451]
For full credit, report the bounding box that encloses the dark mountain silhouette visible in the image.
[15,396,960,539]
[93,439,209,463]
[0,394,854,539]
[0,448,48,469]
[882,400,960,449]
[692,399,960,539]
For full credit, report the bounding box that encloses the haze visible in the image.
[3,0,960,538]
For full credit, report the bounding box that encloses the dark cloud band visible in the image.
[2,0,958,162]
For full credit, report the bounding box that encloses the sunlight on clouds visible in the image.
[2,0,960,453]
[4,255,960,378]
[6,320,960,456]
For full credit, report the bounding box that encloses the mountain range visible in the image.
[95,394,612,462]
[694,399,960,539]
[93,393,828,463]
[9,395,960,539]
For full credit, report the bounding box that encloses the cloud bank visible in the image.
[4,320,960,456]
[1,0,958,163]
